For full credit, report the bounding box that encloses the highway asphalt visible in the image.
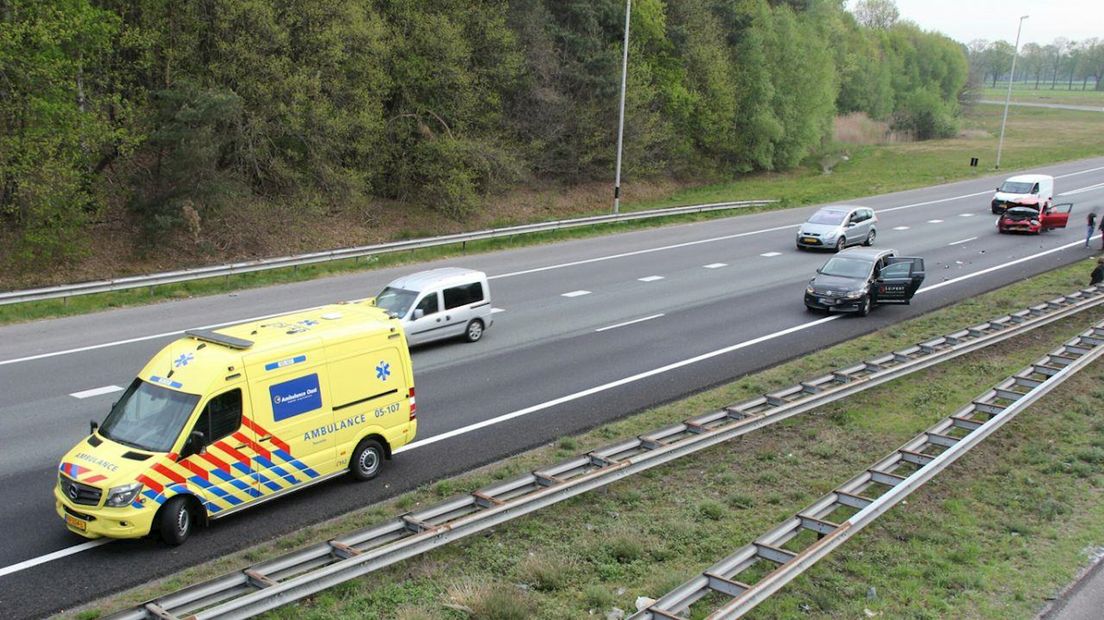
[2,157,1104,618]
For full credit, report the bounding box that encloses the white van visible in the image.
[373,268,493,346]
[991,174,1054,214]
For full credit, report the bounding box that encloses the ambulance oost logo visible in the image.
[174,353,194,368]
[376,362,390,381]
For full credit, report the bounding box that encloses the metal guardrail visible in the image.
[103,285,1104,620]
[0,200,776,306]
[632,315,1104,620]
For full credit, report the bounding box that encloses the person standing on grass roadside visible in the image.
[1088,211,1098,248]
[1092,258,1104,286]
[1099,214,1104,251]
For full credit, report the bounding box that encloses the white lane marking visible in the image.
[892,226,910,231]
[595,314,665,333]
[1060,182,1104,197]
[70,385,123,399]
[0,540,111,578]
[1057,166,1104,179]
[7,166,1104,368]
[959,213,975,217]
[760,252,782,257]
[876,191,990,214]
[397,314,841,454]
[948,237,978,246]
[919,237,1091,294]
[638,276,664,282]
[703,263,727,269]
[0,308,316,367]
[561,290,591,298]
[8,233,1097,574]
[928,219,944,224]
[491,307,506,314]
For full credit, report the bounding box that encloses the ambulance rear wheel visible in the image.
[464,319,484,343]
[351,439,384,481]
[158,496,193,546]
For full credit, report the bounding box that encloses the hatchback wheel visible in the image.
[863,229,876,246]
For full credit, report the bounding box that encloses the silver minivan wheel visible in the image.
[835,237,846,252]
[465,319,484,342]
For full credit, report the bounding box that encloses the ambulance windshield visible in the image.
[374,286,417,318]
[99,379,200,453]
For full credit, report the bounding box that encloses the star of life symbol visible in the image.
[376,361,391,381]
[174,353,194,368]
[298,319,318,326]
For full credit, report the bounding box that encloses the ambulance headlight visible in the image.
[105,482,144,507]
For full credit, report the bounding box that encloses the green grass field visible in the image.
[980,84,1104,107]
[5,102,1103,328]
[72,259,1104,620]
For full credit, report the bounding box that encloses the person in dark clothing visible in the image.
[1088,212,1098,248]
[1093,258,1104,286]
[1100,215,1104,251]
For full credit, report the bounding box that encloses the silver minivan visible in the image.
[796,205,878,251]
[373,268,494,346]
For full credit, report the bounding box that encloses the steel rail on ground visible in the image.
[0,200,776,306]
[103,285,1104,620]
[631,314,1104,619]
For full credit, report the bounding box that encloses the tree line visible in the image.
[1,0,966,266]
[967,37,1104,90]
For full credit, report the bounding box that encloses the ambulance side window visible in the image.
[193,389,243,444]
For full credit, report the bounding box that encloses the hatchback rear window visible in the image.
[444,282,484,309]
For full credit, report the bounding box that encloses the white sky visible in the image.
[850,0,1103,46]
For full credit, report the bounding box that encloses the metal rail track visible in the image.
[0,200,774,306]
[104,285,1104,620]
[630,315,1104,620]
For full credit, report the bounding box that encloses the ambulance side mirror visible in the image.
[183,430,207,458]
[89,420,99,435]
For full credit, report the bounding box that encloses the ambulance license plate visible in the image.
[65,514,87,531]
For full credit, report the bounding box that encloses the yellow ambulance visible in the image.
[55,301,417,544]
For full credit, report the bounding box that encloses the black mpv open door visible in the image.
[876,257,925,303]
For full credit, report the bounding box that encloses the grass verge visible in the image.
[68,257,1104,620]
[6,103,1104,328]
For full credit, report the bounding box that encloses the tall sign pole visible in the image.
[613,0,631,214]
[996,15,1028,170]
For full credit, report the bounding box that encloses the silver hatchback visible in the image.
[796,205,878,251]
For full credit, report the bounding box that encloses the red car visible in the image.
[996,200,1072,234]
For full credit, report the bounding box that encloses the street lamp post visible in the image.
[613,0,631,214]
[995,15,1028,170]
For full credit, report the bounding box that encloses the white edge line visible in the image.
[396,314,841,454]
[0,540,111,578]
[4,231,1095,576]
[595,314,665,333]
[0,307,320,367]
[947,237,978,246]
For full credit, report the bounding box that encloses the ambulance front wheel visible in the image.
[351,439,385,481]
[158,496,194,546]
